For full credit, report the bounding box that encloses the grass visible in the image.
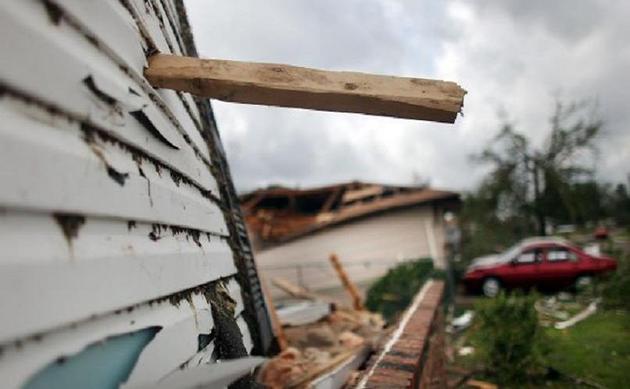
[544,310,630,388]
[452,309,630,388]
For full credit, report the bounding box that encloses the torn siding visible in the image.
[0,1,271,388]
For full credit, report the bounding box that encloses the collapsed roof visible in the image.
[240,181,460,248]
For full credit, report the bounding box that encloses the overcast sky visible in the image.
[185,0,630,193]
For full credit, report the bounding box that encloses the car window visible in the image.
[501,243,522,262]
[547,247,577,262]
[516,249,542,264]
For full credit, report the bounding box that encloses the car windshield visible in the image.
[499,243,522,262]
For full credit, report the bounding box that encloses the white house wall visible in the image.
[0,1,257,388]
[256,205,447,295]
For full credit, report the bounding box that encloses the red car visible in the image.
[464,237,617,297]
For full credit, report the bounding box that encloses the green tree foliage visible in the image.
[608,181,630,226]
[365,259,435,321]
[475,292,547,383]
[473,101,604,235]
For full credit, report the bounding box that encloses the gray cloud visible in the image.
[185,0,630,192]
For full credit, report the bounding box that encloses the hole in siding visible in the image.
[197,330,215,352]
[23,327,160,389]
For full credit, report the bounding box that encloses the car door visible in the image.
[538,245,579,288]
[502,247,543,288]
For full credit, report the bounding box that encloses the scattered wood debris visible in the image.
[535,295,600,328]
[259,265,385,388]
[271,277,330,302]
[240,183,459,249]
[258,308,385,388]
[554,299,599,330]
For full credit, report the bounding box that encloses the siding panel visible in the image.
[0,1,264,387]
[0,291,218,388]
[0,99,226,233]
[0,210,236,343]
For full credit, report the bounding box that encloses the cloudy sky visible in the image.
[184,0,630,193]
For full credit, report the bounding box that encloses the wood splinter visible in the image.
[145,54,466,123]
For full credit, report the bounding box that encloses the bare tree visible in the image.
[475,101,603,235]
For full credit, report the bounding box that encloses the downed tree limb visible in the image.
[145,54,466,123]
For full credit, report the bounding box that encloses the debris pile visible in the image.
[259,306,385,388]
[257,256,387,389]
[535,294,600,329]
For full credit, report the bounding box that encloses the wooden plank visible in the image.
[329,254,365,311]
[271,278,323,301]
[342,185,384,204]
[145,54,466,123]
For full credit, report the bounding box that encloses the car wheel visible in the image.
[482,277,501,298]
[575,275,593,291]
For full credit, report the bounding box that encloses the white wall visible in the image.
[256,205,446,296]
[0,1,252,387]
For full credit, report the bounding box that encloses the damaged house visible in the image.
[0,0,465,387]
[241,182,460,295]
[0,2,272,388]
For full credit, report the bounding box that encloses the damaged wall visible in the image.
[0,1,271,388]
[257,205,449,296]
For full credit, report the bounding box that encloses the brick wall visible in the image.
[354,280,446,389]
